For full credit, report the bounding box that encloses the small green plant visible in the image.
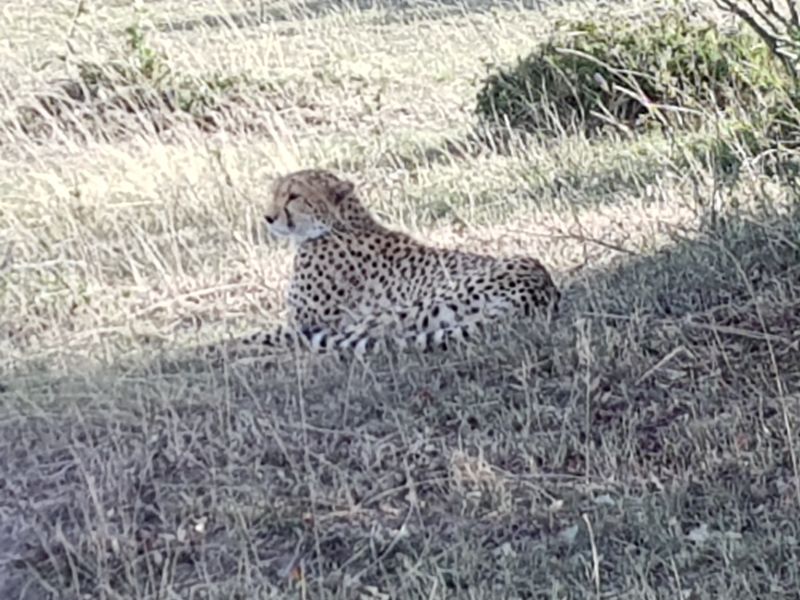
[75,24,171,90]
[46,23,276,136]
[475,9,792,137]
[124,24,170,83]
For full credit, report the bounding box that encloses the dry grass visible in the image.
[2,0,800,598]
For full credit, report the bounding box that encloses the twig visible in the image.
[64,0,86,56]
[715,0,800,85]
[636,344,689,384]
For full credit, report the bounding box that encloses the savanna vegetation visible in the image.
[1,0,799,597]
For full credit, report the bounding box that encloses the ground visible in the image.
[1,0,799,598]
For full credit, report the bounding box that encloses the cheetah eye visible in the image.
[287,192,302,203]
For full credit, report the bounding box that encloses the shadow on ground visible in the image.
[2,195,799,598]
[364,129,785,219]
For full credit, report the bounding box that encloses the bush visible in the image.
[13,24,276,140]
[715,0,800,90]
[74,25,267,118]
[475,9,794,137]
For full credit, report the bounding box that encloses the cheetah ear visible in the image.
[331,179,355,204]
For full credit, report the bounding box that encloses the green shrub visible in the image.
[475,10,792,137]
[74,24,272,119]
[18,24,275,139]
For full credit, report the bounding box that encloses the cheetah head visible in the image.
[265,169,372,242]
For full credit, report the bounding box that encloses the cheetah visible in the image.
[219,168,559,358]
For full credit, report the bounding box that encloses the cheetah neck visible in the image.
[295,220,395,251]
[331,215,388,238]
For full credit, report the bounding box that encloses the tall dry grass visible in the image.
[1,1,799,598]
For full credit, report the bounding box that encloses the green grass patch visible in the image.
[12,23,278,140]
